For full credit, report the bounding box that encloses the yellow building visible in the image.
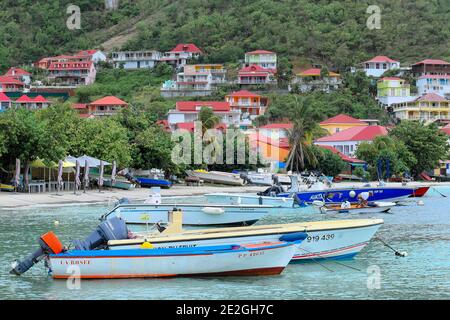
[319,114,368,135]
[392,93,450,122]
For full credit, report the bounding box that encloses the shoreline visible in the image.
[0,181,448,210]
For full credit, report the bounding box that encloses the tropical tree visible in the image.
[312,146,346,177]
[198,107,220,132]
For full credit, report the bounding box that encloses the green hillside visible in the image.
[1,0,449,70]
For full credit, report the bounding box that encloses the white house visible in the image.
[362,56,400,78]
[111,50,162,69]
[76,50,107,64]
[4,68,31,85]
[417,74,450,99]
[244,50,277,71]
[161,44,202,69]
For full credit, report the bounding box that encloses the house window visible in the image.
[383,63,387,69]
[376,63,380,69]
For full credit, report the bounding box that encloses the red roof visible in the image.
[48,61,93,70]
[441,124,450,135]
[412,59,450,66]
[239,65,274,74]
[248,133,289,149]
[72,103,87,109]
[0,76,24,85]
[156,120,171,131]
[5,67,31,77]
[416,93,447,102]
[318,145,366,163]
[380,77,403,81]
[227,90,261,98]
[32,95,50,103]
[418,74,450,80]
[89,96,128,106]
[320,114,365,125]
[364,56,399,63]
[298,68,340,77]
[0,92,11,102]
[316,125,388,142]
[169,44,202,53]
[77,50,98,56]
[259,123,293,130]
[15,95,34,103]
[176,101,230,112]
[246,50,275,55]
[175,122,227,132]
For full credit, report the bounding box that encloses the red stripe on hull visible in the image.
[410,186,430,197]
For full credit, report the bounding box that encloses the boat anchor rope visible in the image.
[374,237,407,257]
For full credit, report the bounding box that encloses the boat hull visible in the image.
[319,202,396,214]
[205,193,294,208]
[186,170,245,186]
[410,186,430,197]
[108,219,383,262]
[108,203,274,226]
[49,242,296,279]
[136,177,172,189]
[280,186,415,204]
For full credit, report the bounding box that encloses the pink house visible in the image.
[48,60,96,86]
[238,65,277,85]
[0,76,24,92]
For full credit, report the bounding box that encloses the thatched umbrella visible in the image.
[98,160,104,192]
[74,160,81,194]
[110,161,117,189]
[83,159,89,193]
[13,158,20,192]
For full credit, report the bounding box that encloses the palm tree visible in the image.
[285,97,319,173]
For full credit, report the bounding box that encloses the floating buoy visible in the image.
[140,241,154,249]
[349,191,356,198]
[417,200,424,206]
[54,220,60,226]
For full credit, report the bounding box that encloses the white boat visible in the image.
[108,211,384,262]
[205,193,295,207]
[104,202,275,227]
[318,202,396,214]
[48,240,301,279]
[185,170,245,186]
[243,172,273,186]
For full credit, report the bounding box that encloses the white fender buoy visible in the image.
[54,220,60,226]
[349,190,356,198]
[417,200,424,206]
[201,207,225,215]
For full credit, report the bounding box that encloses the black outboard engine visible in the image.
[257,185,285,197]
[240,173,250,184]
[10,231,65,275]
[72,216,129,250]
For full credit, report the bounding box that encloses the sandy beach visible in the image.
[0,181,447,210]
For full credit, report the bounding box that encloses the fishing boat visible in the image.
[205,193,295,207]
[318,202,396,214]
[185,170,245,186]
[241,172,274,186]
[136,176,172,188]
[10,216,306,279]
[410,186,430,197]
[108,210,384,262]
[90,173,136,190]
[103,202,275,227]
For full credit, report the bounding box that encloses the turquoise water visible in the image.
[0,188,449,300]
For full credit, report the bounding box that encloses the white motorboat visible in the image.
[185,170,245,186]
[205,193,295,207]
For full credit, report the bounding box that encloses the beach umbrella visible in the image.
[98,161,104,191]
[57,160,63,193]
[74,160,81,194]
[83,159,90,192]
[13,159,20,191]
[111,161,117,187]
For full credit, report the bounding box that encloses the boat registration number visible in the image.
[307,234,335,242]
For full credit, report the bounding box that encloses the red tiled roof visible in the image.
[239,65,274,74]
[380,77,403,81]
[441,123,450,135]
[48,61,93,70]
[364,56,399,63]
[15,95,34,103]
[318,145,366,163]
[89,96,128,106]
[175,122,227,132]
[77,50,98,56]
[298,68,340,77]
[248,133,289,149]
[246,50,275,55]
[418,74,450,80]
[320,114,365,125]
[316,125,388,142]
[0,76,24,85]
[72,103,87,109]
[169,44,202,53]
[176,101,230,112]
[32,95,50,103]
[259,123,293,130]
[415,93,447,102]
[0,92,11,102]
[227,90,261,98]
[5,67,31,76]
[412,59,450,66]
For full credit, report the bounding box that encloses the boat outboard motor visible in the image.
[257,185,285,197]
[10,231,64,275]
[239,173,250,184]
[72,216,129,251]
[272,175,280,186]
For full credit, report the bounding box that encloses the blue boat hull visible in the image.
[279,186,415,204]
[136,177,172,188]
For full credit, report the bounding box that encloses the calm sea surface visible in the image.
[0,188,449,300]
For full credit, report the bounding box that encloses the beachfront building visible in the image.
[47,60,96,86]
[319,114,368,135]
[238,65,277,85]
[86,96,128,117]
[0,76,24,92]
[391,93,450,122]
[376,77,416,107]
[417,74,450,98]
[291,68,342,93]
[362,56,400,78]
[14,95,51,110]
[0,92,12,112]
[411,59,450,77]
[225,90,268,129]
[244,50,277,71]
[314,125,388,157]
[167,101,240,130]
[161,43,203,69]
[161,64,227,97]
[111,50,162,69]
[4,68,31,85]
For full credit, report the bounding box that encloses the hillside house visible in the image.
[238,65,276,85]
[391,93,450,122]
[412,59,450,77]
[0,76,24,92]
[376,77,415,107]
[225,90,268,129]
[111,50,162,69]
[4,68,31,85]
[362,56,400,78]
[417,74,450,99]
[319,114,368,135]
[162,44,202,69]
[47,60,96,86]
[244,50,277,71]
[291,68,342,93]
